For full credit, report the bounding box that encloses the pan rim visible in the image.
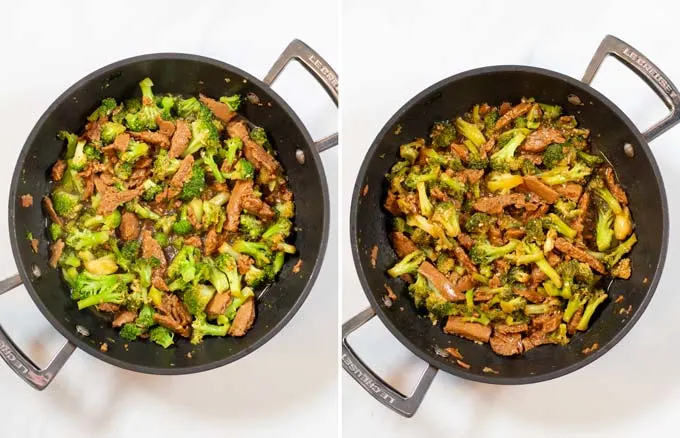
[349,64,669,384]
[8,52,330,375]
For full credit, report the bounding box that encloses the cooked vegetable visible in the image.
[46,78,296,346]
[384,99,636,356]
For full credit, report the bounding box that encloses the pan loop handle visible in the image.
[264,39,338,152]
[342,307,438,417]
[0,274,76,390]
[582,35,680,142]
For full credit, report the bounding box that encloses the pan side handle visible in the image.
[341,307,438,418]
[582,35,680,142]
[264,39,338,152]
[0,274,76,390]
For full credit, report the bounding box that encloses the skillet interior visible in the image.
[351,66,667,383]
[9,54,329,374]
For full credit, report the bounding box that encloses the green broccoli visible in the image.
[592,180,622,215]
[424,148,462,170]
[490,131,526,171]
[465,212,494,235]
[120,140,149,163]
[483,109,499,136]
[595,205,614,251]
[429,121,456,149]
[249,127,270,149]
[431,202,460,238]
[167,245,201,282]
[141,179,163,201]
[214,253,242,294]
[399,140,420,163]
[387,250,425,278]
[126,200,160,221]
[152,149,181,180]
[177,97,202,119]
[526,104,542,129]
[406,214,452,249]
[223,137,243,170]
[576,291,608,331]
[184,117,220,157]
[244,265,269,287]
[537,162,592,185]
[120,323,145,341]
[545,213,577,239]
[200,192,229,229]
[232,240,272,267]
[261,217,292,244]
[65,229,110,250]
[57,131,79,159]
[82,209,121,230]
[542,144,566,169]
[202,147,225,183]
[239,214,264,239]
[223,158,255,180]
[576,150,603,167]
[114,161,133,180]
[403,165,439,190]
[469,240,518,265]
[219,94,241,111]
[275,201,295,219]
[539,103,562,120]
[191,312,229,345]
[183,284,217,315]
[100,122,126,144]
[455,118,486,147]
[49,222,63,240]
[149,326,174,348]
[604,233,637,268]
[72,272,134,309]
[179,165,206,201]
[88,98,117,121]
[124,78,160,131]
[51,190,82,219]
[68,140,88,171]
[159,95,176,120]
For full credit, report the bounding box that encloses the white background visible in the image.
[0,1,338,437]
[342,0,680,437]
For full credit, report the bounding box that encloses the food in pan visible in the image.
[44,77,296,347]
[384,99,636,356]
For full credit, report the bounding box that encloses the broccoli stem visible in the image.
[576,292,608,331]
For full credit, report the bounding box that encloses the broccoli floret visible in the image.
[399,140,421,163]
[120,323,145,341]
[100,122,126,144]
[500,296,527,313]
[554,199,581,220]
[223,137,243,171]
[124,79,160,131]
[51,190,81,219]
[114,161,133,180]
[184,117,220,157]
[199,192,228,229]
[88,98,117,122]
[592,179,622,215]
[387,250,425,278]
[424,148,462,170]
[415,181,434,217]
[191,312,229,345]
[134,305,155,329]
[177,97,202,119]
[406,214,452,249]
[126,200,160,221]
[57,131,79,159]
[430,121,456,149]
[159,95,176,120]
[576,291,608,331]
[214,253,242,294]
[520,159,539,176]
[562,292,588,323]
[183,284,217,315]
[261,217,292,244]
[273,201,295,220]
[537,162,592,185]
[65,229,110,250]
[244,265,269,288]
[524,218,545,244]
[219,94,241,111]
[249,127,270,149]
[469,240,518,265]
[455,118,485,147]
[68,140,88,171]
[465,212,494,235]
[526,104,542,129]
[152,149,181,180]
[555,259,582,298]
[179,165,206,201]
[84,144,103,162]
[545,213,577,239]
[539,103,562,120]
[543,144,565,169]
[576,150,603,167]
[604,233,637,268]
[121,240,141,260]
[202,147,225,183]
[167,246,201,284]
[49,222,63,240]
[172,219,193,235]
[490,131,526,171]
[595,205,614,251]
[232,240,272,267]
[431,202,461,238]
[72,271,133,309]
[487,173,524,192]
[149,326,174,348]
[120,140,150,164]
[403,165,439,190]
[82,209,122,230]
[514,116,527,129]
[140,179,162,202]
[483,109,499,136]
[131,257,158,288]
[239,214,264,239]
[508,266,530,283]
[223,158,255,181]
[439,173,466,197]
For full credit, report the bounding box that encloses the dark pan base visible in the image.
[351,66,667,384]
[9,54,329,374]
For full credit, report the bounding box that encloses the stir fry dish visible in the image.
[384,99,636,356]
[45,77,296,347]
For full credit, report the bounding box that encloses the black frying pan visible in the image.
[0,40,337,390]
[342,35,679,417]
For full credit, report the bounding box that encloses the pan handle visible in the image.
[0,274,76,390]
[582,34,680,142]
[263,39,338,152]
[342,307,438,418]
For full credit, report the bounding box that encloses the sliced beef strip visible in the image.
[473,193,526,215]
[103,132,130,153]
[97,303,120,313]
[97,186,143,215]
[523,176,559,203]
[20,194,33,207]
[151,272,169,292]
[554,184,582,202]
[227,121,279,173]
[199,94,237,123]
[519,151,543,165]
[494,102,531,130]
[514,286,545,303]
[155,294,192,331]
[51,160,67,182]
[459,169,485,184]
[532,312,562,333]
[520,127,565,152]
[456,233,475,250]
[204,228,220,256]
[226,180,253,232]
[384,191,401,216]
[530,266,548,286]
[554,238,605,274]
[505,228,525,240]
[228,296,256,337]
[473,290,495,301]
[112,310,138,328]
[154,314,191,338]
[450,143,469,161]
[454,246,478,274]
[49,239,64,268]
[429,187,450,202]
[418,262,465,301]
[184,235,202,249]
[454,275,476,294]
[237,255,254,275]
[82,174,94,200]
[546,251,561,267]
[391,231,418,258]
[573,191,591,237]
[494,323,528,334]
[156,116,176,137]
[141,230,167,267]
[167,155,194,199]
[83,117,106,142]
[134,156,153,169]
[499,102,511,115]
[242,197,275,220]
[488,225,505,246]
[521,332,551,352]
[493,258,510,274]
[169,120,192,159]
[567,306,584,335]
[444,316,492,343]
[130,131,170,148]
[119,211,140,241]
[43,196,62,226]
[490,332,524,356]
[603,167,628,205]
[525,203,549,221]
[206,292,232,319]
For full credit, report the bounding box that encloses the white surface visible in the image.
[342,0,680,436]
[0,1,338,437]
